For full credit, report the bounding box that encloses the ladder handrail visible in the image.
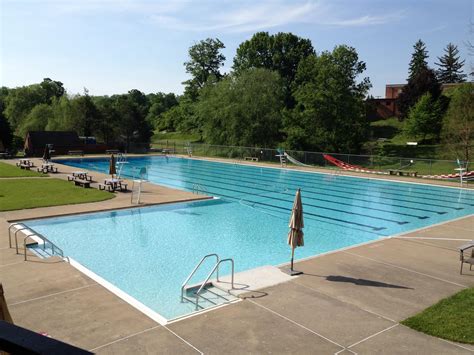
[181,253,219,300]
[195,258,234,310]
[192,183,207,195]
[18,229,70,262]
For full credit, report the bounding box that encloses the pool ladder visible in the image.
[181,254,235,311]
[8,223,69,262]
[192,183,208,195]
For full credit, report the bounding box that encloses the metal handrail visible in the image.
[9,223,28,253]
[192,183,208,195]
[21,230,68,262]
[181,253,219,301]
[195,258,234,310]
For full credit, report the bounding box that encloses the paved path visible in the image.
[0,157,473,354]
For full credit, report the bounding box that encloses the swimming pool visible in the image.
[23,156,474,320]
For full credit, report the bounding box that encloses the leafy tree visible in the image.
[146,92,178,129]
[47,96,75,131]
[94,96,120,144]
[287,46,371,152]
[18,103,53,137]
[183,38,226,100]
[441,83,474,161]
[404,93,442,141]
[40,78,65,103]
[113,93,152,150]
[0,100,13,149]
[70,90,100,136]
[233,32,314,108]
[398,68,441,119]
[435,43,467,83]
[197,68,284,147]
[3,84,46,132]
[408,39,429,80]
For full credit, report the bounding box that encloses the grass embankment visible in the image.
[0,178,114,211]
[152,131,201,146]
[402,287,474,344]
[0,162,46,178]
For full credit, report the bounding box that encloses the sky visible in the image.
[1,0,473,98]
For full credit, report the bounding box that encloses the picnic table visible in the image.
[72,171,92,181]
[100,178,128,192]
[39,163,58,173]
[17,159,34,167]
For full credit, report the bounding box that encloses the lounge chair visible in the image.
[459,241,474,274]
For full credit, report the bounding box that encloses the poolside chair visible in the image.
[459,241,474,274]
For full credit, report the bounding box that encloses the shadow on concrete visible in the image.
[326,275,413,289]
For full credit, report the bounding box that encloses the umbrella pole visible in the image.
[290,247,295,271]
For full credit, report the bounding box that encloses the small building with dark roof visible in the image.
[24,131,83,156]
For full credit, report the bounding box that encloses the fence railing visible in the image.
[55,141,466,177]
[147,141,465,177]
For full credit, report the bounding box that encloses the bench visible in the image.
[119,182,128,192]
[244,157,259,162]
[106,149,120,154]
[74,179,91,188]
[68,150,84,156]
[19,164,31,170]
[389,169,417,177]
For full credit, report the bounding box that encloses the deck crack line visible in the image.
[347,324,399,349]
[292,281,397,323]
[163,326,203,354]
[248,299,346,351]
[342,251,468,288]
[438,336,474,352]
[89,325,162,352]
[9,284,96,306]
[0,261,25,268]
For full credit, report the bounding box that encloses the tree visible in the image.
[146,92,178,129]
[69,90,100,136]
[398,68,442,119]
[47,96,75,131]
[113,93,152,150]
[197,68,284,147]
[3,84,46,132]
[233,32,314,108]
[404,93,442,141]
[441,83,474,161]
[18,103,52,137]
[435,43,467,83]
[40,78,65,103]
[408,39,429,80]
[286,46,371,152]
[183,38,226,100]
[0,101,13,149]
[94,96,119,144]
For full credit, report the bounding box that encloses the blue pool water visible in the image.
[24,156,474,319]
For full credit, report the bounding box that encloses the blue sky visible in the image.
[1,0,472,97]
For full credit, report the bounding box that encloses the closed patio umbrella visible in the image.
[286,188,304,276]
[42,145,51,162]
[0,283,13,324]
[109,154,117,177]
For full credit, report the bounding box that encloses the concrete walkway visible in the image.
[1,157,473,354]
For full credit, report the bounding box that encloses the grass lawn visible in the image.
[0,178,114,211]
[0,162,46,178]
[152,131,201,146]
[402,287,474,344]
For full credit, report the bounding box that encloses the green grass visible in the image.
[0,162,46,178]
[151,131,201,145]
[402,287,474,344]
[0,178,114,211]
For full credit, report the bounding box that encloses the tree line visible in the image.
[0,33,472,159]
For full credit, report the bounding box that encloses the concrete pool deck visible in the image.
[1,157,473,354]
